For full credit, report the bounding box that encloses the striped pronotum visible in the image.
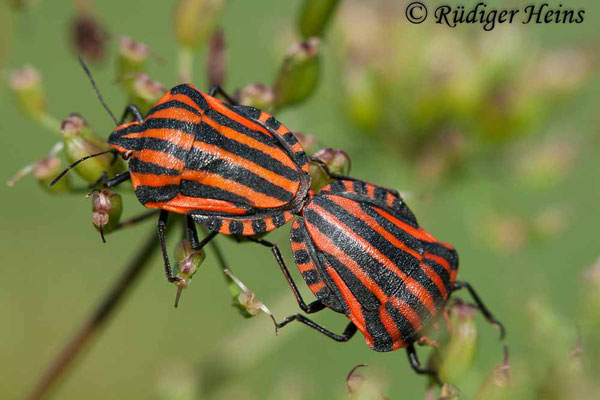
[107,83,311,236]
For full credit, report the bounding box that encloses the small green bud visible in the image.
[274,38,321,109]
[174,0,226,50]
[237,83,274,110]
[9,65,46,120]
[430,301,478,384]
[206,29,226,87]
[117,36,150,80]
[61,113,123,183]
[298,0,341,38]
[89,189,123,241]
[224,269,275,324]
[172,239,206,307]
[291,132,319,155]
[128,74,166,116]
[310,148,351,192]
[7,143,72,193]
[71,11,108,62]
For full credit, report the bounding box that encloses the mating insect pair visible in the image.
[52,60,504,379]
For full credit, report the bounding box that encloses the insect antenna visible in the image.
[78,56,119,126]
[48,149,116,187]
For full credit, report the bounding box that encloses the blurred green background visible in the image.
[1,0,599,399]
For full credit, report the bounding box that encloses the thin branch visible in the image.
[26,229,159,400]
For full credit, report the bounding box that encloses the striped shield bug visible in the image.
[249,178,505,378]
[51,59,311,304]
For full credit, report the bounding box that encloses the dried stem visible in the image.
[26,229,159,400]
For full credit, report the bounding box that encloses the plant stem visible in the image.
[26,229,159,400]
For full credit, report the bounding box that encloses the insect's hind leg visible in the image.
[120,104,144,124]
[157,210,180,284]
[406,344,440,383]
[453,280,505,339]
[276,314,357,343]
[247,236,326,314]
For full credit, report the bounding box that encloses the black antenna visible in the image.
[49,149,116,187]
[78,56,119,126]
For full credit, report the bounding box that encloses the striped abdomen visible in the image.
[290,179,458,352]
[108,84,311,235]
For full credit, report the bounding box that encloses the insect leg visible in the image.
[158,210,180,283]
[185,217,218,250]
[103,171,131,188]
[453,280,505,339]
[309,157,355,182]
[208,85,237,105]
[276,314,357,343]
[247,236,326,314]
[406,344,440,382]
[119,104,144,124]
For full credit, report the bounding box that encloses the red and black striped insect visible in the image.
[248,178,505,377]
[52,60,312,302]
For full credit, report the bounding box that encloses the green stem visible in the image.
[37,113,62,136]
[26,229,159,400]
[177,46,194,84]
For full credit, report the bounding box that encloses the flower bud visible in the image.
[429,301,478,384]
[71,12,108,62]
[117,36,150,80]
[128,73,166,116]
[298,0,341,38]
[310,148,351,192]
[9,65,46,120]
[207,29,226,87]
[274,38,320,108]
[7,143,72,193]
[172,239,206,306]
[291,132,319,155]
[89,189,123,241]
[346,365,388,400]
[224,269,275,323]
[237,83,275,110]
[61,113,124,183]
[174,0,226,50]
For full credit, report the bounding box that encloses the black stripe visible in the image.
[302,269,320,285]
[146,100,203,118]
[206,108,276,147]
[193,122,300,182]
[297,217,346,313]
[293,249,311,264]
[314,195,422,281]
[265,116,281,130]
[391,198,418,227]
[364,308,394,352]
[353,180,367,195]
[385,301,417,344]
[228,220,243,235]
[408,264,444,308]
[304,204,430,319]
[170,84,209,111]
[422,241,458,271]
[134,184,178,204]
[129,158,180,176]
[185,147,295,203]
[251,219,267,234]
[229,104,261,120]
[272,213,287,228]
[358,201,425,258]
[283,132,298,146]
[317,248,382,311]
[180,180,252,206]
[423,258,451,296]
